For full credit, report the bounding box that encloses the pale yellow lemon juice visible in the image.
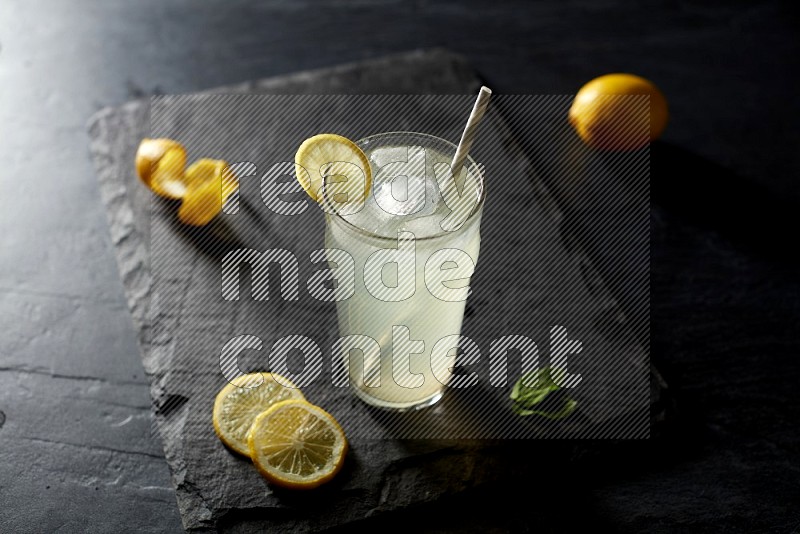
[323,133,485,409]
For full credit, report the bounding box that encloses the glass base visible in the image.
[351,384,444,412]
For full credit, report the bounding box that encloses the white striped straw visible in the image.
[450,86,492,182]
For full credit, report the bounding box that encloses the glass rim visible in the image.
[326,131,487,242]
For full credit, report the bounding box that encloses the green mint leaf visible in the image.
[511,368,559,403]
[510,366,578,419]
[512,398,578,420]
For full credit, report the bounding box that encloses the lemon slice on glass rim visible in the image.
[212,372,305,457]
[294,134,372,209]
[247,399,348,490]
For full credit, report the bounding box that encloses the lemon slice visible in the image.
[294,134,371,209]
[135,138,188,199]
[212,373,304,457]
[247,399,348,489]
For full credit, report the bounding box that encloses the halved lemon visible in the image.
[294,134,371,208]
[212,373,305,457]
[247,399,348,489]
[178,158,238,226]
[135,138,188,199]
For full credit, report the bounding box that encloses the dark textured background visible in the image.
[1,1,799,532]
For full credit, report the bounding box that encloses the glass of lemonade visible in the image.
[324,132,486,411]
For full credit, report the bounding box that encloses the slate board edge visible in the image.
[87,49,666,532]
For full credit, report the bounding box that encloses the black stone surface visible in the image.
[2,1,799,532]
[87,50,655,531]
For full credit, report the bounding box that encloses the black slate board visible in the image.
[87,50,663,532]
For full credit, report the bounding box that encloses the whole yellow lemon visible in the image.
[569,73,668,151]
